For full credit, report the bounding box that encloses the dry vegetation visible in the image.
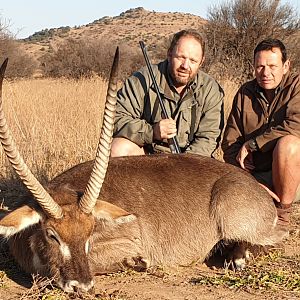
[205,0,300,83]
[0,77,109,181]
[1,78,300,300]
[0,78,237,182]
[21,7,205,59]
[1,7,206,80]
[6,4,300,81]
[20,8,206,81]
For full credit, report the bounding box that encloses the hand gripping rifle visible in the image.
[139,41,181,154]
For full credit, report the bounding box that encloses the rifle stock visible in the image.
[139,41,181,154]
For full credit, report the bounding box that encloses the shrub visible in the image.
[0,19,37,78]
[205,0,300,83]
[40,38,144,80]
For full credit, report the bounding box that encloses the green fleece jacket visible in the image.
[113,59,224,157]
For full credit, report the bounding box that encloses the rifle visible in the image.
[139,41,181,154]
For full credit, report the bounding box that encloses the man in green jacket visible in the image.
[111,29,224,157]
[222,38,300,231]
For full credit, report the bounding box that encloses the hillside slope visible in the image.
[20,7,206,59]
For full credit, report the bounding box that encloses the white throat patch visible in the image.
[85,240,89,254]
[60,242,71,260]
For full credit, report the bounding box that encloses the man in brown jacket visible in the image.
[111,29,224,157]
[222,38,300,231]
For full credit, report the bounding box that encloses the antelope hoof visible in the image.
[123,256,149,271]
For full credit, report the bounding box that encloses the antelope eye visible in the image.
[46,229,60,245]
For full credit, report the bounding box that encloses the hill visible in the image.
[19,7,206,60]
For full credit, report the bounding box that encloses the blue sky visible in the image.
[1,0,299,38]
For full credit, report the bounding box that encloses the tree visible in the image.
[205,0,300,83]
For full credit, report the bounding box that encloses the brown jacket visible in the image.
[222,72,300,171]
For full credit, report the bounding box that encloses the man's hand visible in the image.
[258,183,280,202]
[236,141,255,171]
[153,119,177,140]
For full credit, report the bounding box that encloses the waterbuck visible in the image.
[0,50,285,293]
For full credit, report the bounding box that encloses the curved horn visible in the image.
[79,47,119,214]
[0,59,63,219]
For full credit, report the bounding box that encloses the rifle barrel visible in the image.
[139,41,181,154]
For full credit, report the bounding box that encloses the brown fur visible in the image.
[1,153,285,291]
[51,154,284,268]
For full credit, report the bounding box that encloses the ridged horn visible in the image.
[0,58,63,219]
[79,47,119,214]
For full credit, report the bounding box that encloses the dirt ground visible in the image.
[1,247,299,300]
[0,189,300,300]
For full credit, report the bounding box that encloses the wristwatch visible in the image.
[248,138,258,152]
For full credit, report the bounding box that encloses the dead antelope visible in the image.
[0,50,286,293]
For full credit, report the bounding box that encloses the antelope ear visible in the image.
[0,205,42,237]
[92,200,137,224]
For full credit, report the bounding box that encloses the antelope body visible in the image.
[0,52,285,293]
[51,154,284,272]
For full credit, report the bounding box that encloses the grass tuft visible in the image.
[0,270,8,288]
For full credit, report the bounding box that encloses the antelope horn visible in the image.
[0,58,63,219]
[79,47,119,214]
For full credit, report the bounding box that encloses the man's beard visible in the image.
[170,67,197,87]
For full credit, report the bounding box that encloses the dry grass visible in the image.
[221,79,239,120]
[0,77,238,181]
[0,77,110,182]
[191,250,300,292]
[19,274,127,299]
[0,270,8,288]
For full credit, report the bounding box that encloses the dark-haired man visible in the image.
[111,29,224,157]
[222,38,300,231]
